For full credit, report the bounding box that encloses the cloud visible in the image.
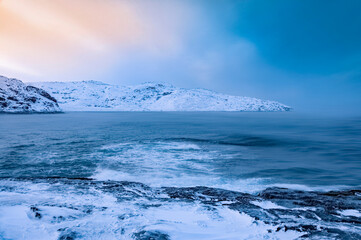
[0,56,39,76]
[190,39,258,86]
[0,0,195,81]
[2,0,106,52]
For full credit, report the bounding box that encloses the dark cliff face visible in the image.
[0,76,61,113]
[25,86,58,103]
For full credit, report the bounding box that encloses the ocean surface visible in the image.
[0,112,360,239]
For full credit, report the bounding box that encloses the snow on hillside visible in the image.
[30,81,291,112]
[0,76,61,113]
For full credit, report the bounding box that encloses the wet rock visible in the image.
[58,230,78,240]
[133,230,170,240]
[30,206,42,219]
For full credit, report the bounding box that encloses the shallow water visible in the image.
[0,112,360,239]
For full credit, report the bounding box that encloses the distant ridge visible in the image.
[31,81,291,112]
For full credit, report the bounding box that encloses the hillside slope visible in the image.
[31,81,291,112]
[0,76,61,113]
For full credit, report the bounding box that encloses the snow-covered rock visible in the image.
[0,76,61,113]
[31,81,291,112]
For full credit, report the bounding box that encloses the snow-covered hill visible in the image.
[31,81,291,112]
[0,76,61,113]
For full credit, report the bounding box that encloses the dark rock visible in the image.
[7,96,18,101]
[25,97,37,103]
[133,230,170,240]
[26,85,58,103]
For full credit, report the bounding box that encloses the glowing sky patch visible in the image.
[0,0,192,80]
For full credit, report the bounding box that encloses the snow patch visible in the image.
[31,81,291,112]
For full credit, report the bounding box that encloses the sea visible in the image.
[0,112,360,239]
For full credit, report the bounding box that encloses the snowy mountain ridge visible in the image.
[0,76,61,113]
[31,80,291,112]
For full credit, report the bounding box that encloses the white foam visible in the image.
[92,167,351,195]
[338,209,361,218]
[92,141,353,194]
[269,183,351,192]
[0,205,59,240]
[251,200,287,210]
[0,180,303,240]
[92,141,275,193]
[92,168,273,194]
[159,142,201,150]
[133,203,301,240]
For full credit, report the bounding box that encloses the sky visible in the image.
[0,0,361,114]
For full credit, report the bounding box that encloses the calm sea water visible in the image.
[0,112,360,239]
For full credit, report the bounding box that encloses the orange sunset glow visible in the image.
[0,0,191,81]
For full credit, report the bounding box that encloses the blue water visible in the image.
[0,112,360,239]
